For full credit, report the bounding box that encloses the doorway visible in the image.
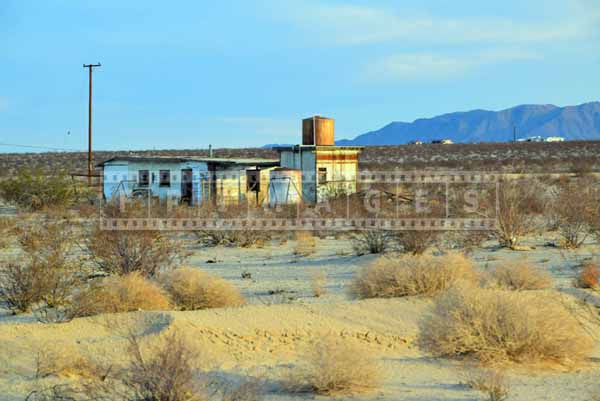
[181,169,193,205]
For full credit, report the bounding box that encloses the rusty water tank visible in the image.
[302,116,334,146]
[269,168,302,206]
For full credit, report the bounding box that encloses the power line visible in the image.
[0,142,82,152]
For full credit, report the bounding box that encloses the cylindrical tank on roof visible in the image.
[269,168,302,206]
[302,116,334,146]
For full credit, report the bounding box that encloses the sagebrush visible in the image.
[159,267,245,310]
[487,262,552,291]
[420,286,594,365]
[69,272,171,318]
[350,252,477,299]
[289,335,382,396]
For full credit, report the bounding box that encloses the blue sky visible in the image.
[1,0,599,152]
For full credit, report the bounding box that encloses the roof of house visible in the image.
[273,145,364,151]
[97,155,280,167]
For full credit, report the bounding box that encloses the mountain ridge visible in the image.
[336,101,600,145]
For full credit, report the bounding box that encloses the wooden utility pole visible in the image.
[83,63,101,186]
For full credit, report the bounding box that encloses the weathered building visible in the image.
[99,156,278,205]
[98,116,362,206]
[276,116,363,203]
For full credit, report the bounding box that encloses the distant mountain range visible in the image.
[335,101,600,145]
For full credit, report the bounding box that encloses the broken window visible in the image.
[247,169,260,192]
[138,170,149,186]
[318,167,328,184]
[159,170,171,187]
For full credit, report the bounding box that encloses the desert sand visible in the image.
[1,235,600,401]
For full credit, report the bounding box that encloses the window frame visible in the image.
[318,167,328,184]
[138,170,150,187]
[159,169,171,187]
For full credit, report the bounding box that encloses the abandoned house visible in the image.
[99,116,363,205]
[274,116,363,203]
[99,156,279,206]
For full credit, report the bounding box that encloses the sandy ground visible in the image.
[1,234,600,401]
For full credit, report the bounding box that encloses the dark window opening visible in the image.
[247,169,260,192]
[159,170,171,187]
[138,170,149,186]
[318,167,327,184]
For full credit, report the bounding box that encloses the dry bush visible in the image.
[494,180,544,249]
[452,231,492,254]
[395,230,440,255]
[117,331,206,401]
[24,384,81,401]
[574,262,600,289]
[419,286,594,365]
[17,220,80,308]
[0,216,17,249]
[293,231,316,256]
[34,343,99,379]
[27,330,263,401]
[191,203,271,248]
[0,261,80,313]
[82,207,188,277]
[487,262,552,291]
[352,230,394,255]
[310,271,327,298]
[463,368,510,401]
[0,262,45,312]
[550,180,598,248]
[0,168,89,211]
[289,335,382,396]
[76,331,208,401]
[159,267,245,310]
[194,230,270,248]
[69,272,171,318]
[0,221,80,313]
[350,252,477,299]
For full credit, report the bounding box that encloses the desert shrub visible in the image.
[27,331,262,401]
[289,335,382,396]
[0,262,44,312]
[463,368,510,401]
[24,384,82,401]
[0,217,17,249]
[0,221,80,313]
[73,331,208,401]
[574,262,600,289]
[452,231,492,254]
[159,267,245,310]
[15,220,80,308]
[293,231,316,256]
[350,252,477,299]
[395,230,440,255]
[352,230,394,255]
[310,271,327,297]
[0,168,86,211]
[419,286,594,365]
[194,230,270,248]
[34,343,99,379]
[493,180,544,249]
[550,180,598,248]
[118,331,205,401]
[83,218,187,277]
[69,272,171,318]
[487,262,552,291]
